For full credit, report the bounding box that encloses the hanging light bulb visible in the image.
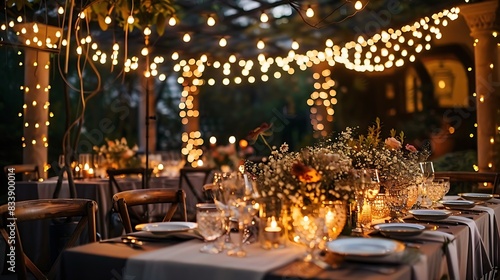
[127,15,135,24]
[306,6,314,18]
[207,15,216,26]
[183,33,191,42]
[257,39,265,49]
[167,17,176,26]
[144,27,152,36]
[219,37,227,47]
[354,1,363,10]
[105,16,112,25]
[260,11,269,23]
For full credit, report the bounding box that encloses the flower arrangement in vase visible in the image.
[93,138,142,170]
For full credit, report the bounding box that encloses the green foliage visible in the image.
[86,0,176,36]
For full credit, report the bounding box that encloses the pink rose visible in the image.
[385,137,402,150]
[405,144,417,152]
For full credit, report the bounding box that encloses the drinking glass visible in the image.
[291,204,327,262]
[211,172,234,249]
[351,169,380,233]
[226,198,259,257]
[419,161,435,208]
[196,203,226,254]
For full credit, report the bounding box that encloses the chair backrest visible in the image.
[106,168,153,193]
[4,164,40,181]
[0,198,97,280]
[112,188,187,233]
[434,171,500,194]
[178,167,214,203]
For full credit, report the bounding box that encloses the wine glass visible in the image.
[223,170,259,257]
[196,203,226,254]
[350,169,380,233]
[419,161,435,208]
[211,172,234,249]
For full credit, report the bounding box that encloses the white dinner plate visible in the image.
[373,223,426,237]
[135,222,198,234]
[409,209,452,221]
[440,200,476,210]
[458,193,494,202]
[326,237,405,257]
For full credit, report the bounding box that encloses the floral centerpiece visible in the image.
[93,138,141,170]
[329,118,430,186]
[246,123,353,206]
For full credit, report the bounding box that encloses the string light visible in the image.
[306,6,314,18]
[260,11,269,23]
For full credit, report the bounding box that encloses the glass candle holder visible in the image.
[371,193,390,219]
[258,197,286,249]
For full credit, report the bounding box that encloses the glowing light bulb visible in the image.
[306,7,314,18]
[183,33,191,42]
[260,12,269,23]
[219,38,227,47]
[354,1,363,10]
[105,16,112,25]
[257,40,265,49]
[127,15,135,24]
[169,17,177,26]
[207,16,216,26]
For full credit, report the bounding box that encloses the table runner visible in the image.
[445,216,492,279]
[124,239,305,280]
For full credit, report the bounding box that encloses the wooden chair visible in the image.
[178,167,214,203]
[4,164,40,181]
[0,198,97,280]
[112,188,187,233]
[434,171,500,194]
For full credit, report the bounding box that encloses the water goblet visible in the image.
[196,203,226,254]
[418,161,435,208]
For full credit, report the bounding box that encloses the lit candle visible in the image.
[264,217,282,242]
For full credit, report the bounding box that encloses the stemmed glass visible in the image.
[223,170,259,257]
[351,169,380,233]
[196,203,226,254]
[419,161,435,208]
[211,172,234,249]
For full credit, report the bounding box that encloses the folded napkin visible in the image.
[445,216,492,279]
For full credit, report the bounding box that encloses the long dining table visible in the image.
[58,197,500,280]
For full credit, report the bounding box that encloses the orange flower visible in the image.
[291,162,322,183]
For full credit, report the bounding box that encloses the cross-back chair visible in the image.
[434,171,500,194]
[112,188,187,233]
[0,198,97,280]
[178,167,214,203]
[4,164,40,181]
